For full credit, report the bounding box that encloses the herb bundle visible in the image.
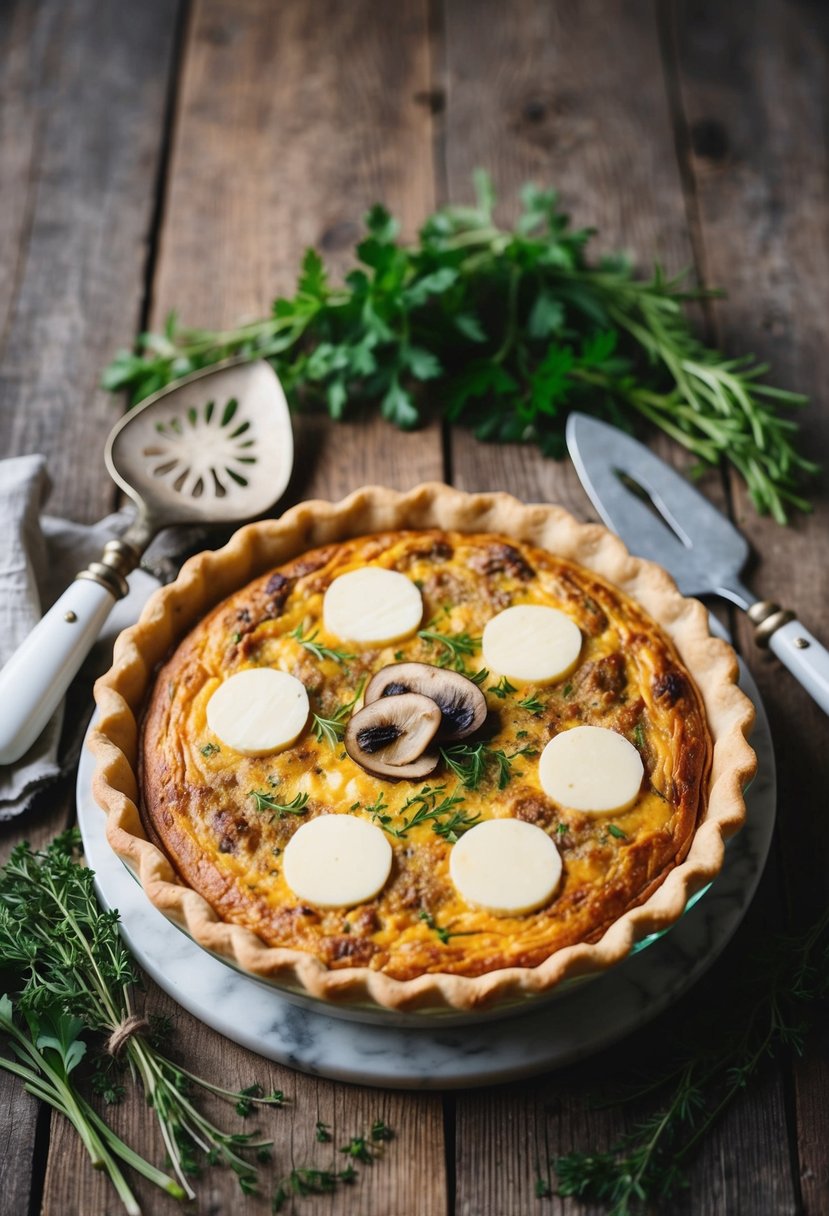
[546,905,829,1214]
[0,832,283,1212]
[103,172,815,523]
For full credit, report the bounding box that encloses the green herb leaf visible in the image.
[249,790,309,819]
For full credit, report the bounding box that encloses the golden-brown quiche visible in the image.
[90,484,756,1014]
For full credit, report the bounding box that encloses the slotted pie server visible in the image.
[566,412,829,716]
[0,360,293,765]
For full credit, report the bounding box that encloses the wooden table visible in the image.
[1,2,827,1213]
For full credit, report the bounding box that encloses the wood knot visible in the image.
[690,118,730,164]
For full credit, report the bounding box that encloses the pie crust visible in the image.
[90,484,756,1013]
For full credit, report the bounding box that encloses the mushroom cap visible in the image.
[344,691,442,777]
[364,662,487,740]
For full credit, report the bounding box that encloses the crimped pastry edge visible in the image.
[89,483,756,1013]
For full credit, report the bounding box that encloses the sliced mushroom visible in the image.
[345,692,442,778]
[364,662,487,740]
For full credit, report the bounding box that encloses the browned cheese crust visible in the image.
[140,530,711,981]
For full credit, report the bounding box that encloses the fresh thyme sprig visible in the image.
[311,679,365,749]
[249,789,309,819]
[419,910,477,945]
[489,675,518,699]
[103,173,815,522]
[290,623,354,666]
[517,693,545,714]
[440,741,536,790]
[395,783,481,842]
[417,627,481,672]
[0,833,284,1211]
[273,1119,395,1213]
[550,906,829,1214]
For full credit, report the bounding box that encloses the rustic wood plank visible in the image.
[0,3,182,1214]
[440,2,797,1212]
[0,0,182,523]
[670,2,829,1211]
[39,3,446,1214]
[152,0,445,504]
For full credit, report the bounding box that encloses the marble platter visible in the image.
[77,661,774,1090]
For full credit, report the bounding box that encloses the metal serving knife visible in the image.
[566,413,829,716]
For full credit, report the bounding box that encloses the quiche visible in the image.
[91,484,756,1014]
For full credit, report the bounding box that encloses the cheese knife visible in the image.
[566,412,829,716]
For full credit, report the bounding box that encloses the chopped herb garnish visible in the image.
[440,741,536,791]
[315,1120,332,1142]
[489,675,518,699]
[517,693,545,714]
[633,722,646,750]
[555,822,568,837]
[396,784,480,842]
[469,667,490,686]
[607,823,628,840]
[248,790,309,819]
[200,742,221,757]
[291,622,355,665]
[311,679,366,749]
[419,910,478,945]
[231,631,242,644]
[562,682,573,698]
[417,627,480,671]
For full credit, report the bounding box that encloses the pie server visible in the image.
[0,360,293,765]
[566,412,829,716]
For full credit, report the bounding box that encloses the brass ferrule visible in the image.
[747,600,795,648]
[75,539,140,601]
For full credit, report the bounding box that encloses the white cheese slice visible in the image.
[539,725,644,813]
[205,668,309,756]
[449,819,562,916]
[482,604,581,685]
[283,814,393,908]
[323,567,423,645]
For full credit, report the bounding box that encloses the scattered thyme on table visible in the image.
[103,171,815,523]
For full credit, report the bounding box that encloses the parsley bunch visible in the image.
[104,172,815,522]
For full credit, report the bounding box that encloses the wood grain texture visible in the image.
[0,4,181,1213]
[440,2,797,1213]
[41,3,447,1214]
[670,2,829,1211]
[153,0,445,502]
[0,0,182,522]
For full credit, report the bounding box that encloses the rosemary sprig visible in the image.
[551,907,829,1214]
[248,789,309,819]
[290,623,354,666]
[517,693,545,714]
[103,174,815,522]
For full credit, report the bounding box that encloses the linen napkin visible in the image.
[0,455,158,819]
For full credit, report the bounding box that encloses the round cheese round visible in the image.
[449,818,563,915]
[323,567,423,645]
[283,814,393,908]
[539,725,644,813]
[482,604,581,685]
[206,668,309,756]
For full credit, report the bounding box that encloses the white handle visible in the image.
[768,618,829,717]
[0,578,117,765]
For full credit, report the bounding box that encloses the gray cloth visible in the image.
[0,455,159,818]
